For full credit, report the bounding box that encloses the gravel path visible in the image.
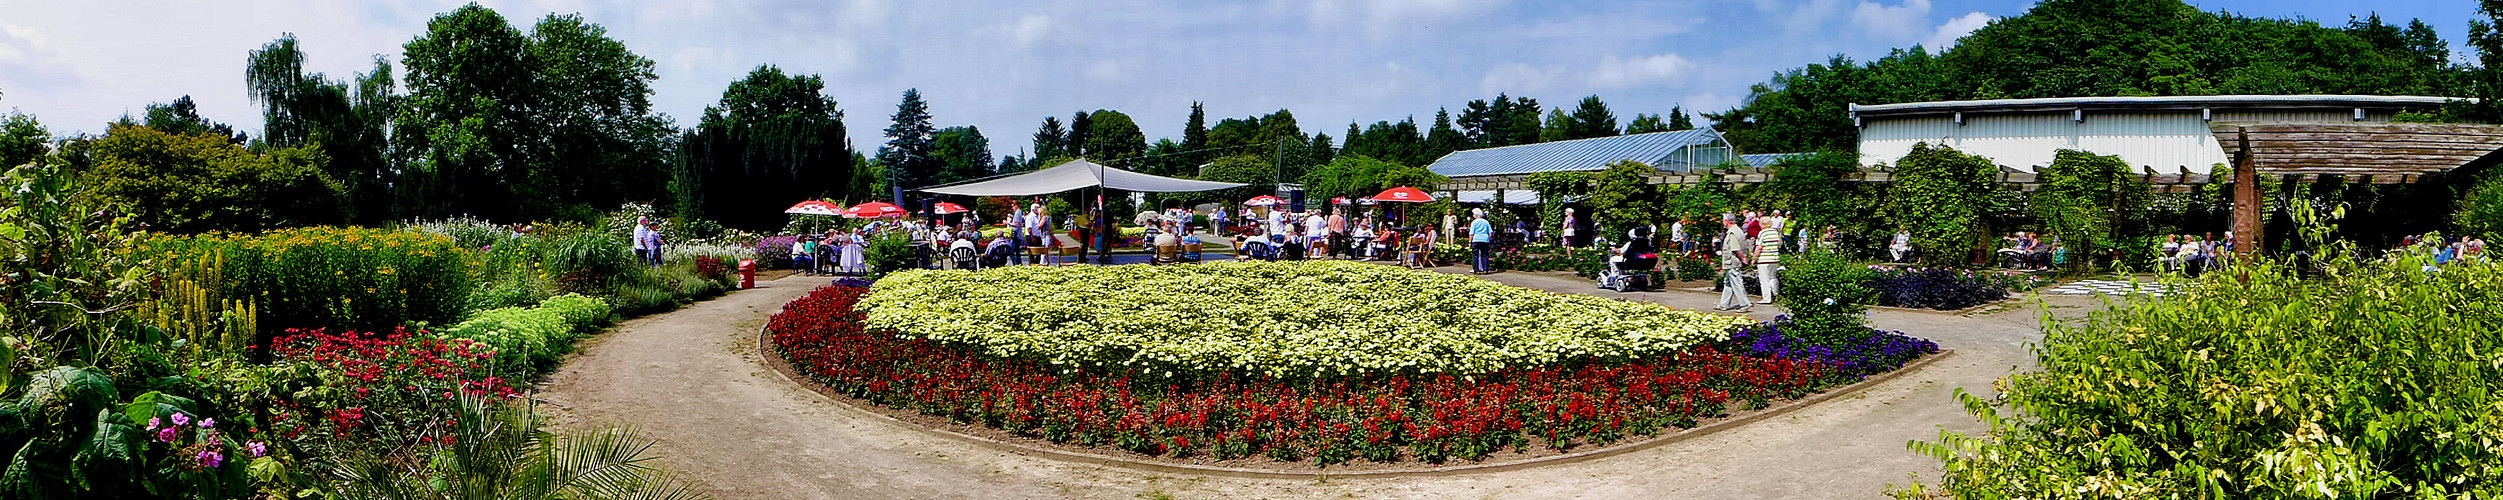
[538,268,2102,499]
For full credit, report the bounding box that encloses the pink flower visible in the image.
[169,413,191,427]
[199,418,215,429]
[246,441,268,458]
[156,428,178,443]
[146,417,160,430]
[195,450,223,468]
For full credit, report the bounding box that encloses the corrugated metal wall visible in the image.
[1860,110,2234,173]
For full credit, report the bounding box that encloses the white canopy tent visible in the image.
[1446,190,1552,205]
[919,159,1246,196]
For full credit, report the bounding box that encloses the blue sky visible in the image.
[0,0,2481,159]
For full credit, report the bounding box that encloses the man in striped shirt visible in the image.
[1756,210,1785,304]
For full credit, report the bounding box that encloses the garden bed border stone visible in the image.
[755,319,1953,479]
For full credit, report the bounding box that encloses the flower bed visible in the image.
[775,284,1856,465]
[1867,267,2051,311]
[860,261,1754,377]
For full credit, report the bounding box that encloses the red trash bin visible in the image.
[737,259,757,289]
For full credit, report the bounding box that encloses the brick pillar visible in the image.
[2233,128,2262,257]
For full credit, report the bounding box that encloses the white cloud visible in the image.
[1083,59,1132,83]
[1479,62,1565,95]
[1589,53,1695,89]
[1924,11,1992,50]
[1850,0,1932,42]
[1308,0,1511,39]
[1004,14,1054,47]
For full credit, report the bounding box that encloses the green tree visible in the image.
[1182,102,1209,166]
[1308,132,1337,167]
[127,96,247,145]
[1032,116,1067,161]
[931,125,993,184]
[1539,109,1572,143]
[678,65,850,230]
[1667,106,1694,130]
[879,88,938,195]
[397,4,537,219]
[1195,155,1273,204]
[1587,160,1665,234]
[1885,143,2002,267]
[1623,113,1668,134]
[521,13,675,218]
[1458,94,1541,147]
[1424,108,1466,162]
[1565,95,1620,139]
[248,36,402,224]
[1080,109,1147,165]
[81,124,346,233]
[1761,151,1867,231]
[0,112,46,168]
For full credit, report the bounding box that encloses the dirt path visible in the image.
[539,270,2099,499]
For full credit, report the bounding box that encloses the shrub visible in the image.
[1884,143,2001,267]
[536,293,611,328]
[1674,257,1717,281]
[865,234,915,278]
[267,328,517,468]
[439,307,574,375]
[1900,253,2503,498]
[1723,317,1936,379]
[1774,248,1877,345]
[541,231,634,294]
[148,227,477,339]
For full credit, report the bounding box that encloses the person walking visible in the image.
[1756,212,1783,304]
[1717,214,1752,311]
[1213,206,1230,237]
[631,217,656,266]
[1443,210,1459,244]
[1469,209,1495,274]
[1562,208,1581,248]
[1669,218,1687,255]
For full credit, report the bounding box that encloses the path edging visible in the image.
[756,323,1955,479]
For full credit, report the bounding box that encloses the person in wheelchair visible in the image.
[1599,226,1660,292]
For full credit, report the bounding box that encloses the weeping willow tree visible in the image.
[246,34,398,224]
[674,65,852,231]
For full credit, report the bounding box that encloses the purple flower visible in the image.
[146,417,160,430]
[168,413,191,427]
[246,441,268,458]
[199,418,214,429]
[195,450,223,468]
[156,427,178,443]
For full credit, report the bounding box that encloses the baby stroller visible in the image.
[1598,226,1659,292]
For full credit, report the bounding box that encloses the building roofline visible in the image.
[1850,94,2468,118]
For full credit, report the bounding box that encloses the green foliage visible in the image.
[1525,171,1592,243]
[1298,155,1441,204]
[147,227,478,349]
[1885,144,2002,267]
[247,34,397,225]
[442,306,571,375]
[333,393,707,500]
[2455,171,2503,241]
[1901,239,2503,498]
[680,65,852,231]
[1760,151,1868,232]
[1771,247,1875,345]
[865,234,915,279]
[536,293,612,328]
[396,5,676,222]
[81,124,348,233]
[0,162,162,367]
[1562,95,1619,140]
[540,231,634,294]
[1080,109,1150,167]
[1587,160,1664,235]
[0,112,47,169]
[2030,150,2152,270]
[0,368,254,499]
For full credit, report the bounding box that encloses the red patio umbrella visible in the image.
[1372,186,1434,203]
[784,200,845,216]
[845,201,908,218]
[930,202,969,214]
[1330,197,1351,205]
[1244,195,1284,207]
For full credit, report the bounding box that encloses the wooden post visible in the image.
[2233,128,2262,257]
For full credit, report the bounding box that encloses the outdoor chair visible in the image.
[951,246,979,270]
